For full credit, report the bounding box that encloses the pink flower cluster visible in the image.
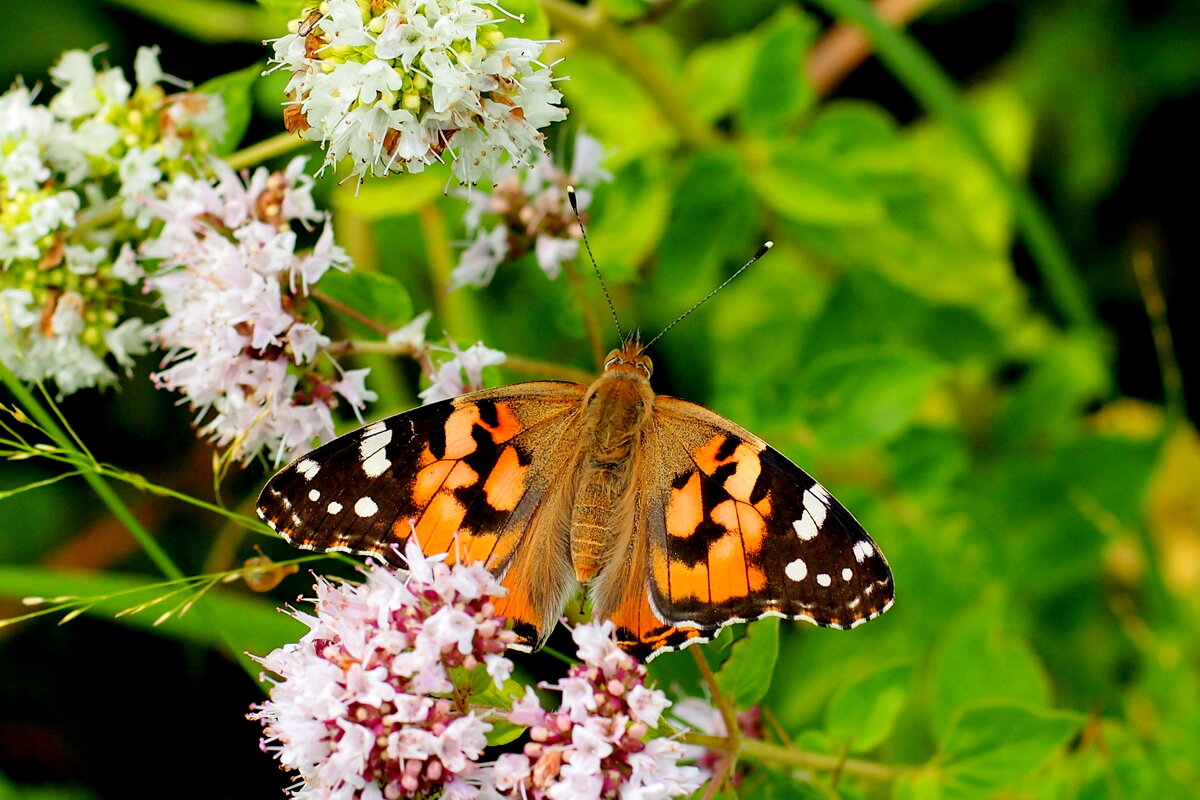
[142,157,374,464]
[491,622,706,800]
[251,539,517,800]
[251,540,708,800]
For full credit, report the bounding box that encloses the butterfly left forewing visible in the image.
[257,381,588,648]
[642,396,894,635]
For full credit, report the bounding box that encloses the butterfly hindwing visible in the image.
[257,381,587,648]
[641,396,894,635]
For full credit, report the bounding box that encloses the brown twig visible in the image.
[310,290,391,336]
[564,260,607,370]
[691,646,741,753]
[807,0,935,97]
[1130,231,1185,430]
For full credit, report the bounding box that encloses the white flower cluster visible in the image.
[250,538,519,800]
[453,131,609,288]
[0,46,224,395]
[419,340,507,404]
[143,157,374,465]
[491,621,706,800]
[269,0,567,185]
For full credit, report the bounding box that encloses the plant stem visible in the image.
[502,354,594,384]
[1131,238,1185,431]
[691,647,741,753]
[807,0,935,97]
[225,132,309,171]
[808,0,1096,332]
[681,733,900,781]
[420,202,483,342]
[739,737,902,781]
[311,290,391,336]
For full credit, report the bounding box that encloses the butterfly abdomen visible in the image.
[568,365,655,583]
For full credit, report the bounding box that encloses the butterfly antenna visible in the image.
[567,186,623,342]
[641,241,774,352]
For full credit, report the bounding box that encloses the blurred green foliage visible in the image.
[2,0,1198,798]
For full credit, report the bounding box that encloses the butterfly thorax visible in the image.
[568,344,655,584]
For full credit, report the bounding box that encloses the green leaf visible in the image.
[558,52,675,160]
[752,143,885,226]
[715,616,779,709]
[586,157,672,284]
[908,85,1034,253]
[316,269,413,337]
[739,6,816,135]
[110,0,272,42]
[929,597,1052,743]
[794,347,943,449]
[472,676,527,711]
[604,0,652,22]
[682,32,758,124]
[0,567,303,660]
[996,330,1111,449]
[485,719,527,747]
[652,147,757,306]
[937,703,1082,799]
[197,63,262,154]
[824,663,912,753]
[647,626,735,699]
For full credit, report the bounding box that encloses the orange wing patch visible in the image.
[483,445,529,512]
[610,584,708,661]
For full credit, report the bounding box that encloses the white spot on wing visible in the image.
[354,496,379,517]
[803,486,829,526]
[842,567,853,581]
[328,501,343,514]
[359,428,393,458]
[816,573,832,587]
[791,485,829,541]
[296,459,320,480]
[362,449,392,478]
[308,489,321,502]
[362,420,387,436]
[853,540,875,563]
[784,558,808,582]
[792,516,819,541]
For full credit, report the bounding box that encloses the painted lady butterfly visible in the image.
[257,333,895,661]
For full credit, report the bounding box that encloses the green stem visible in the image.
[807,0,1096,331]
[739,737,902,781]
[225,132,309,172]
[0,365,261,682]
[682,733,901,781]
[541,0,719,150]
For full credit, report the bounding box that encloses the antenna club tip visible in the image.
[764,240,774,249]
[753,241,774,259]
[566,185,579,213]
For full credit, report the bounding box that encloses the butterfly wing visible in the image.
[257,381,588,649]
[606,395,893,656]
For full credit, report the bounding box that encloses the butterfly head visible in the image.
[604,334,653,379]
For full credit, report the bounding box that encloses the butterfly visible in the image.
[257,333,895,661]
